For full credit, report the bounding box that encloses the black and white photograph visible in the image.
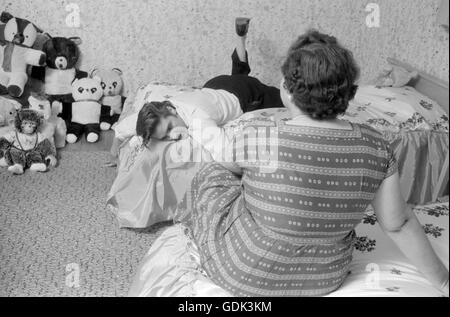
[0,0,448,300]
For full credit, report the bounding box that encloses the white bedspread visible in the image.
[128,202,449,297]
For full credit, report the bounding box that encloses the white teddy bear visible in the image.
[28,94,67,148]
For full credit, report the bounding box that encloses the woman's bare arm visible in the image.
[372,172,449,296]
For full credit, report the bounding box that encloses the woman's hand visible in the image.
[440,278,449,297]
[373,172,450,297]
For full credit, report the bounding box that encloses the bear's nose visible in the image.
[13,33,24,44]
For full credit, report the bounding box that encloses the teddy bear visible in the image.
[0,95,20,128]
[0,11,46,98]
[0,96,21,166]
[31,34,88,121]
[0,108,57,174]
[66,76,103,143]
[28,93,67,148]
[374,65,418,88]
[90,68,126,131]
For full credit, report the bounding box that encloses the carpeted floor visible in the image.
[0,151,169,297]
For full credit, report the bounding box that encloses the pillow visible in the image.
[107,137,203,228]
[343,85,449,133]
[109,107,289,229]
[113,82,199,140]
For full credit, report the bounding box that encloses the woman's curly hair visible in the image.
[281,29,360,120]
[136,101,176,145]
[14,109,41,133]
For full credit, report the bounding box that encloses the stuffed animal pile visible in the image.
[0,10,126,174]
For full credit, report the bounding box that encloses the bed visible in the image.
[107,58,449,229]
[128,201,449,297]
[107,58,449,297]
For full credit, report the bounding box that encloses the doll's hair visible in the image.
[15,109,41,133]
[136,101,176,145]
[281,29,360,120]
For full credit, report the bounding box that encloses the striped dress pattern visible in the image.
[175,119,397,297]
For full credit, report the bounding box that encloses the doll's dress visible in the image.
[4,131,49,167]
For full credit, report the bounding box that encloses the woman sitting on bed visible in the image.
[173,29,449,297]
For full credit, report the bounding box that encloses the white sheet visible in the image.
[128,202,449,297]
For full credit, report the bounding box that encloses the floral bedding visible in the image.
[115,83,449,139]
[344,85,448,133]
[128,201,449,297]
[109,82,449,229]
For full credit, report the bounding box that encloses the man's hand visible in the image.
[168,126,189,141]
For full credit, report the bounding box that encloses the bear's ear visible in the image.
[0,11,14,23]
[112,68,123,75]
[13,101,22,110]
[68,36,82,46]
[33,23,43,33]
[92,75,102,83]
[89,67,99,78]
[43,37,54,51]
[42,32,52,40]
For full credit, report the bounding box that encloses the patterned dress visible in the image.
[175,119,397,297]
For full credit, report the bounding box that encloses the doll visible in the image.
[0,109,57,174]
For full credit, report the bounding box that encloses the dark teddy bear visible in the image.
[31,35,87,121]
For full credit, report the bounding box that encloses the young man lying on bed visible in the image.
[133,18,283,159]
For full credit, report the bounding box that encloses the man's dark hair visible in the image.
[136,101,175,144]
[281,29,360,120]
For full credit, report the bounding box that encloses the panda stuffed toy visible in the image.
[31,35,88,121]
[0,11,46,98]
[66,76,103,144]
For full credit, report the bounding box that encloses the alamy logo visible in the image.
[167,119,279,173]
[65,3,81,28]
[365,263,381,289]
[365,3,380,28]
[65,263,80,288]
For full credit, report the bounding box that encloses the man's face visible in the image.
[152,115,186,140]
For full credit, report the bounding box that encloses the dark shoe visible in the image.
[0,84,8,95]
[235,17,250,36]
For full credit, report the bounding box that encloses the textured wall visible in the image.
[2,0,449,95]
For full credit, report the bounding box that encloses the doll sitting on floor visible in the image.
[0,109,57,174]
